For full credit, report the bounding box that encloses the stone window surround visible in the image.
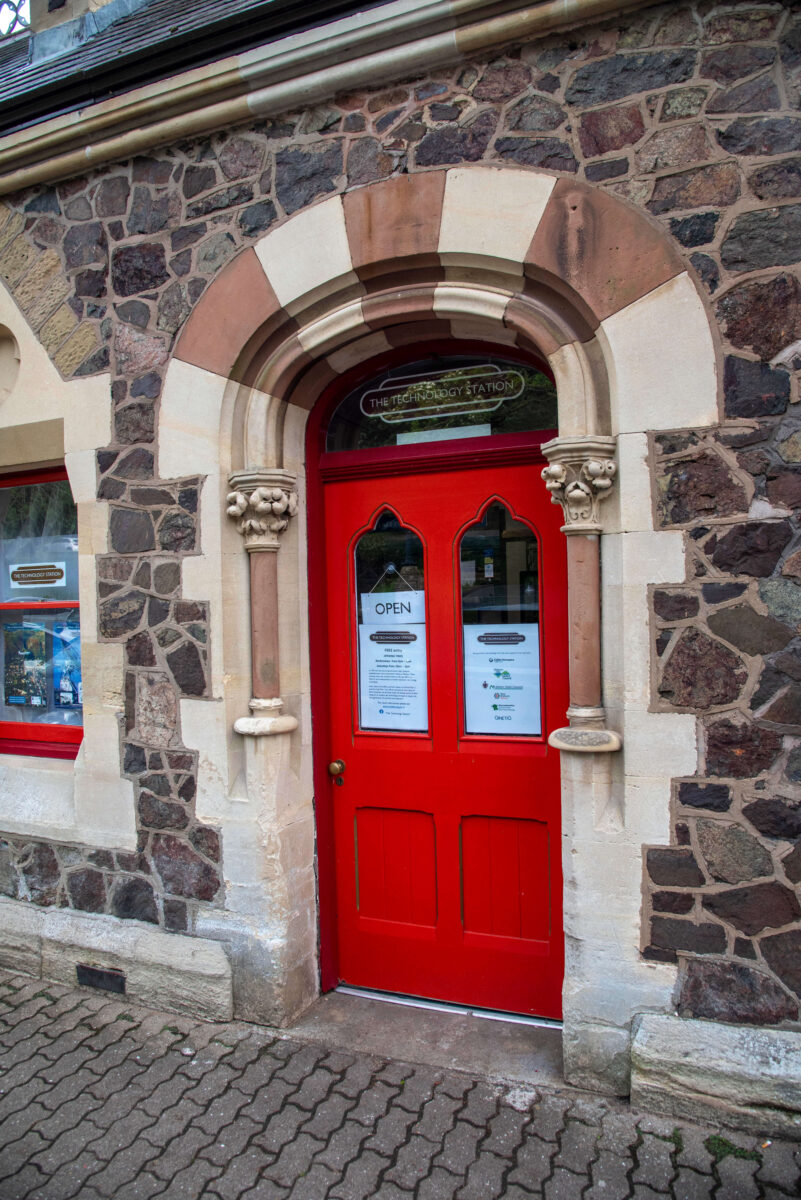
[163,164,720,1094]
[0,283,136,850]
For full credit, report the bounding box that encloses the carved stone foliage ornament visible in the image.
[540,436,617,533]
[227,469,298,550]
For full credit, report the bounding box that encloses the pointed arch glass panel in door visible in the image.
[355,510,428,733]
[460,502,542,737]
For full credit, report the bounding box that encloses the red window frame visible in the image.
[0,465,83,761]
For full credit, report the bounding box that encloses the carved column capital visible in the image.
[540,436,617,535]
[227,469,298,552]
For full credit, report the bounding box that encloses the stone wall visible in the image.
[0,0,800,1024]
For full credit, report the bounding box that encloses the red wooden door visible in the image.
[318,453,568,1017]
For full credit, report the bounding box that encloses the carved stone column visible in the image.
[226,469,298,736]
[541,436,621,753]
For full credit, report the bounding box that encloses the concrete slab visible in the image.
[286,987,564,1087]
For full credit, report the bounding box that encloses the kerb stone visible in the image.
[631,1013,801,1141]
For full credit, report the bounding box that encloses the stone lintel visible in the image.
[631,1012,801,1142]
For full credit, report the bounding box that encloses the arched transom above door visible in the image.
[171,165,718,459]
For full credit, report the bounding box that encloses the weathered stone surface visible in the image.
[238,199,278,237]
[701,44,775,83]
[495,136,577,171]
[647,847,705,887]
[153,562,180,594]
[669,212,719,248]
[677,960,797,1024]
[156,281,191,335]
[166,641,206,697]
[585,159,628,182]
[507,93,564,133]
[745,795,801,840]
[722,203,801,273]
[708,74,780,115]
[116,299,150,328]
[717,274,801,361]
[696,820,773,884]
[219,136,264,179]
[636,124,711,172]
[275,140,343,213]
[113,448,154,480]
[171,223,206,251]
[417,113,497,167]
[126,631,156,667]
[702,582,746,604]
[783,840,801,885]
[652,890,694,914]
[631,1013,801,1140]
[196,231,236,273]
[127,188,172,236]
[114,401,155,445]
[133,156,173,184]
[761,931,801,999]
[653,590,699,620]
[750,157,801,201]
[190,826,221,863]
[565,51,696,106]
[661,87,707,121]
[678,781,732,812]
[147,596,170,627]
[138,793,190,831]
[21,844,60,905]
[112,877,158,923]
[157,510,195,552]
[63,222,106,268]
[649,163,740,213]
[650,916,725,955]
[718,116,801,157]
[183,165,216,198]
[66,868,106,913]
[186,183,254,219]
[114,322,169,374]
[99,591,147,638]
[773,645,801,680]
[759,578,801,627]
[724,356,790,419]
[96,176,130,218]
[703,882,800,936]
[707,605,793,656]
[690,252,720,294]
[123,743,147,774]
[706,719,783,778]
[473,60,531,100]
[111,244,169,296]
[657,451,748,526]
[131,371,162,399]
[136,672,178,747]
[762,684,801,725]
[151,834,220,900]
[658,628,746,709]
[708,520,792,577]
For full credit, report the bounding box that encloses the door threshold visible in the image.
[336,985,563,1029]
[285,984,564,1089]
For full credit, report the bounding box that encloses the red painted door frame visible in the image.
[306,342,568,1015]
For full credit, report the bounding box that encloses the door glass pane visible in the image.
[327,356,556,451]
[355,511,428,732]
[0,480,79,603]
[460,503,541,736]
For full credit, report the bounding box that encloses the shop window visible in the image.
[0,467,82,759]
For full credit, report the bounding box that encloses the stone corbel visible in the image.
[541,436,621,754]
[227,469,299,737]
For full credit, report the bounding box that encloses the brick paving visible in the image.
[0,970,798,1199]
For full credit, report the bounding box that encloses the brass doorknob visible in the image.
[328,759,346,777]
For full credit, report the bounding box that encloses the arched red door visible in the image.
[308,349,568,1017]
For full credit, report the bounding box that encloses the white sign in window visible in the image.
[463,625,541,736]
[358,589,428,732]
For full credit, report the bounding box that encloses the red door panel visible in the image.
[320,459,568,1017]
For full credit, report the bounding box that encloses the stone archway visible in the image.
[162,164,719,1093]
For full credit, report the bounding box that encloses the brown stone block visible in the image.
[656,450,749,526]
[526,179,683,323]
[636,125,713,174]
[648,163,740,214]
[175,247,282,379]
[703,881,800,936]
[677,958,797,1023]
[343,172,445,270]
[578,103,644,158]
[717,274,801,362]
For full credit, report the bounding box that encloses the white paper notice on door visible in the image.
[358,590,428,731]
[463,624,541,736]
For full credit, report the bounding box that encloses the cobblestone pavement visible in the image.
[0,971,799,1199]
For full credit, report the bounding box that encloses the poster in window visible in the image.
[53,621,82,708]
[358,590,428,731]
[3,621,47,709]
[463,624,541,736]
